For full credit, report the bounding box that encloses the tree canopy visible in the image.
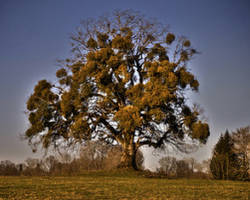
[25,10,209,170]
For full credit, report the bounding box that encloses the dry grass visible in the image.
[0,170,249,200]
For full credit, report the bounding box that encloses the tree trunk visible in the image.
[119,142,138,170]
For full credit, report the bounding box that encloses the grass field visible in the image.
[0,170,249,200]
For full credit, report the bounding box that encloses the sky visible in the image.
[0,0,250,167]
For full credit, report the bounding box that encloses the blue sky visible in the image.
[0,0,250,164]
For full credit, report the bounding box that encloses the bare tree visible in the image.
[232,126,250,179]
[158,156,177,176]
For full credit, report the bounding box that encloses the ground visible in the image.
[0,170,249,200]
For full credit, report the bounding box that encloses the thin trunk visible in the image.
[226,154,229,180]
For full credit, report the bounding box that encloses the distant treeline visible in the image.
[0,141,143,176]
[156,156,210,179]
[157,125,250,181]
[1,126,249,181]
[0,140,210,179]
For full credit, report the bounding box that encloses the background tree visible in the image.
[231,126,250,180]
[23,158,44,176]
[176,159,192,178]
[0,160,19,176]
[103,145,123,170]
[79,140,110,170]
[157,156,194,178]
[78,141,144,170]
[41,155,58,172]
[184,157,195,174]
[25,10,209,170]
[200,159,211,174]
[210,131,240,180]
[158,156,177,176]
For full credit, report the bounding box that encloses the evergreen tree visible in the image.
[210,131,240,180]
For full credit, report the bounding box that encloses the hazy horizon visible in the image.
[0,0,250,167]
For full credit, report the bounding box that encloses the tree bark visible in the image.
[119,142,138,170]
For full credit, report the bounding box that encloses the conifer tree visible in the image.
[25,10,209,170]
[210,131,240,180]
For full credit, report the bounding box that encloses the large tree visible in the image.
[25,10,209,170]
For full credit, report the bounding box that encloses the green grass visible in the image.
[0,170,249,200]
